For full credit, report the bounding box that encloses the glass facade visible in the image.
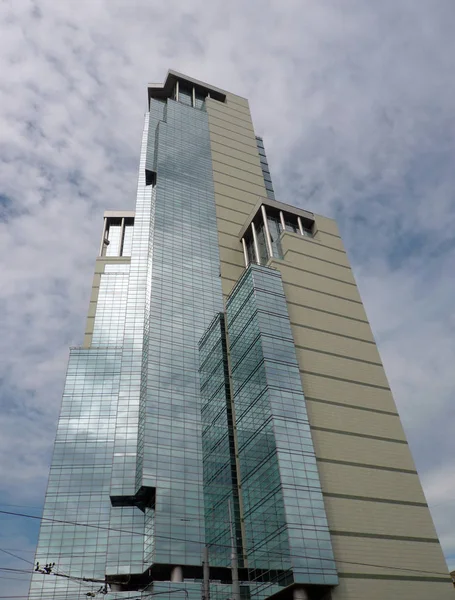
[200,314,242,570]
[226,265,337,589]
[29,77,337,600]
[255,137,275,200]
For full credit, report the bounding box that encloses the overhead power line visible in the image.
[1,508,452,580]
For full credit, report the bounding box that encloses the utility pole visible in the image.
[228,499,241,600]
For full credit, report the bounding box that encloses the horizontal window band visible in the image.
[290,322,375,345]
[284,248,351,270]
[317,457,417,474]
[323,492,427,507]
[295,344,383,367]
[305,396,398,417]
[300,370,391,391]
[311,425,407,445]
[286,300,369,324]
[338,573,451,583]
[331,530,439,543]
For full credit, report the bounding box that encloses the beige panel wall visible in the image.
[307,400,406,440]
[330,536,446,576]
[301,372,396,412]
[207,98,266,299]
[324,496,438,539]
[318,461,426,503]
[278,262,361,301]
[311,429,414,470]
[283,237,351,267]
[292,325,381,363]
[333,579,454,600]
[288,304,374,341]
[296,348,388,387]
[207,94,449,596]
[282,279,369,321]
[269,219,447,591]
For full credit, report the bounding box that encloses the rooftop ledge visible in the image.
[238,196,315,240]
[147,69,228,104]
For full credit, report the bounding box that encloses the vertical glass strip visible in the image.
[226,265,338,593]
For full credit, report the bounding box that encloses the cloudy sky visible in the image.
[1,0,455,595]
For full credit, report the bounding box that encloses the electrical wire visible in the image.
[1,508,452,580]
[0,548,34,566]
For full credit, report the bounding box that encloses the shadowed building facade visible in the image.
[29,71,453,600]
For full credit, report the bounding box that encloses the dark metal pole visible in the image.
[228,499,241,600]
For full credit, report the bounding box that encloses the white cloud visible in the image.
[0,0,454,594]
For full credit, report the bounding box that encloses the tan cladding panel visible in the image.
[307,401,406,441]
[212,153,264,180]
[281,234,350,267]
[213,171,266,197]
[283,281,368,321]
[333,579,454,600]
[315,231,346,251]
[283,253,356,285]
[287,303,374,342]
[216,204,247,226]
[311,429,414,470]
[301,372,397,413]
[209,123,258,150]
[277,262,359,299]
[211,143,263,168]
[324,497,438,539]
[314,214,341,237]
[208,114,256,139]
[213,161,265,187]
[208,105,255,131]
[297,347,389,387]
[330,535,446,577]
[222,276,237,298]
[319,461,426,503]
[292,325,381,363]
[223,92,251,110]
[219,247,244,273]
[217,216,242,237]
[215,192,252,217]
[210,132,260,158]
[214,184,259,209]
[220,261,244,284]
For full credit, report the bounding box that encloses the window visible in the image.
[267,216,283,259]
[101,217,135,257]
[283,216,299,235]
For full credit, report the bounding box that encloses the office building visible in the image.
[29,71,453,600]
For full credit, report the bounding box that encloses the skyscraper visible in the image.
[29,71,453,600]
